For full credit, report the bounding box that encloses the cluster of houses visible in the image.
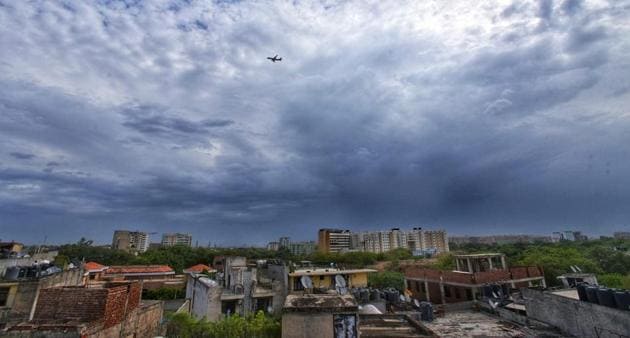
[1,243,629,337]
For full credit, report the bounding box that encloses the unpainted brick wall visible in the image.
[34,287,108,322]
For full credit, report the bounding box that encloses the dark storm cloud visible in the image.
[121,106,234,136]
[1,0,629,244]
[9,152,36,160]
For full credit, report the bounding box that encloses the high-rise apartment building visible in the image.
[318,229,351,253]
[288,241,316,256]
[347,227,449,254]
[422,230,449,253]
[112,230,150,253]
[161,233,192,247]
[279,236,290,249]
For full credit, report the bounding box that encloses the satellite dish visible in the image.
[300,275,313,289]
[335,275,347,288]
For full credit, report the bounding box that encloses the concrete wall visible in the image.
[187,276,222,321]
[523,288,630,338]
[282,313,333,338]
[0,268,84,326]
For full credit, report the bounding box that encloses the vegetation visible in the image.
[429,252,455,271]
[166,311,280,338]
[451,237,630,287]
[60,237,630,289]
[368,271,405,291]
[142,287,186,300]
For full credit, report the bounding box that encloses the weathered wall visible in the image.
[1,268,84,326]
[94,301,163,338]
[189,277,222,321]
[523,288,630,338]
[282,313,332,338]
[34,287,108,322]
[348,273,368,288]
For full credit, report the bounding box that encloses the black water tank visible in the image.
[596,288,616,308]
[576,283,588,301]
[4,266,20,280]
[482,285,493,298]
[613,291,630,311]
[585,286,599,304]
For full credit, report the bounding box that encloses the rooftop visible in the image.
[289,268,377,277]
[422,310,554,337]
[284,294,358,312]
[359,314,434,338]
[84,261,108,272]
[106,265,174,275]
[183,264,215,273]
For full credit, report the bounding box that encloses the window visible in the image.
[421,282,426,293]
[444,286,451,297]
[0,287,10,307]
[454,288,460,299]
[415,281,421,292]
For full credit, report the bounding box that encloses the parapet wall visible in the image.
[405,266,543,285]
[523,288,630,338]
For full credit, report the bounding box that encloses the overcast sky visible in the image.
[1,0,630,246]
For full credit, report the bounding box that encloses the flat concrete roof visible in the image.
[422,310,533,337]
[289,268,377,277]
[284,294,358,312]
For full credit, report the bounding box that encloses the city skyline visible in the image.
[2,1,630,245]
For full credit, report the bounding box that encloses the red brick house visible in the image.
[5,281,163,337]
[104,265,185,290]
[404,253,545,304]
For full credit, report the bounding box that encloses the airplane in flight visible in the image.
[267,54,282,62]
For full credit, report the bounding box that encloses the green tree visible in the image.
[517,246,600,286]
[368,271,405,291]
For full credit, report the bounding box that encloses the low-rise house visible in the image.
[404,253,545,304]
[4,281,163,337]
[83,261,109,282]
[186,257,285,321]
[288,267,377,293]
[282,294,359,338]
[0,242,24,259]
[104,264,185,290]
[0,263,83,329]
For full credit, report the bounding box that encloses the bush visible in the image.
[143,287,186,300]
[368,271,405,291]
[166,311,280,338]
[598,273,630,289]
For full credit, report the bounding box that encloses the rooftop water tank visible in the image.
[576,283,588,301]
[585,286,599,304]
[596,288,616,308]
[613,291,630,311]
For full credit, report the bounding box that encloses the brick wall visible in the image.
[33,282,142,329]
[103,285,130,328]
[34,287,108,322]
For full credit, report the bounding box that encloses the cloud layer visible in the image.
[1,0,630,244]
